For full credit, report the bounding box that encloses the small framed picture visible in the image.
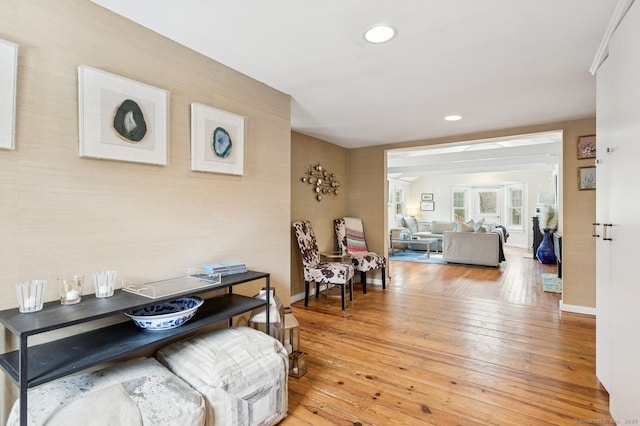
[577,135,596,159]
[578,166,596,190]
[78,65,169,165]
[421,193,433,201]
[191,103,246,175]
[420,201,435,211]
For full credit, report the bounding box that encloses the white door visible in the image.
[595,1,640,418]
[595,52,612,392]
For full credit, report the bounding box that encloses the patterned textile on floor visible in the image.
[156,326,289,426]
[541,272,562,293]
[7,357,206,426]
[389,250,447,264]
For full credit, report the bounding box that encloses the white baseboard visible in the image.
[290,292,306,304]
[559,300,596,316]
[290,283,330,304]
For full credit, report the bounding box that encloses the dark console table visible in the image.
[532,216,543,259]
[0,270,270,426]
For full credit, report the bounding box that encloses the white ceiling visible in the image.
[387,130,562,181]
[90,0,615,149]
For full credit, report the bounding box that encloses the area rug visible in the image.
[389,250,447,264]
[541,273,562,293]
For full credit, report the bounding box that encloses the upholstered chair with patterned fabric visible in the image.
[334,217,386,294]
[292,221,355,310]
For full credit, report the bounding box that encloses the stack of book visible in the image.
[203,262,247,276]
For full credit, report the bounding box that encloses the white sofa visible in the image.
[442,231,501,267]
[400,217,457,251]
[397,217,506,266]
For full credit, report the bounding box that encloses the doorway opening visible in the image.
[385,130,562,251]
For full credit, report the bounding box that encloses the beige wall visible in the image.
[0,0,291,417]
[560,119,597,308]
[291,120,596,309]
[290,132,348,298]
[0,0,597,419]
[347,118,596,308]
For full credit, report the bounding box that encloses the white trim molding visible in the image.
[559,300,596,316]
[590,0,636,75]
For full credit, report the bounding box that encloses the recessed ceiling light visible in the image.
[444,115,463,121]
[364,24,396,44]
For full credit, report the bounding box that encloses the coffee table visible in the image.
[391,237,439,258]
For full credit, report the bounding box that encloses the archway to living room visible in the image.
[384,130,563,295]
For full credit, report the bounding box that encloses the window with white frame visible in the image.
[452,189,468,222]
[506,184,524,229]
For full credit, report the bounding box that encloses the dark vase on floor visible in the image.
[536,228,557,264]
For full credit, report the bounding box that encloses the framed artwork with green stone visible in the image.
[78,65,169,165]
[190,103,245,175]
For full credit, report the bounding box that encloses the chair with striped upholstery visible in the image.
[334,217,386,294]
[293,220,355,310]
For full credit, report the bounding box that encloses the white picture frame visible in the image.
[191,102,245,175]
[420,201,435,211]
[579,166,596,190]
[0,39,18,150]
[78,65,169,165]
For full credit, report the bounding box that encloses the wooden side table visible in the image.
[320,252,351,262]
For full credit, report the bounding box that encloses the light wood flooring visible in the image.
[282,246,610,425]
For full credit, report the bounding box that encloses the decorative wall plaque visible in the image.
[301,163,341,201]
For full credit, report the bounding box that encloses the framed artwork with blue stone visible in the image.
[190,103,245,175]
[0,38,18,150]
[78,65,169,165]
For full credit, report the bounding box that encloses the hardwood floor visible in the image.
[282,246,610,425]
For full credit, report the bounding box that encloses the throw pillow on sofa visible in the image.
[430,221,456,234]
[455,221,475,232]
[417,222,431,232]
[402,217,419,234]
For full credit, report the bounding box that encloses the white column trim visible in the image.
[590,0,636,75]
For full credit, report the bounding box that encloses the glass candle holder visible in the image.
[15,280,46,313]
[93,271,116,298]
[58,275,84,305]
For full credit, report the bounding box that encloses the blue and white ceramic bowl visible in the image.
[125,296,204,331]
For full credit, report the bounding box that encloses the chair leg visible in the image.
[349,278,353,301]
[315,283,320,298]
[340,284,346,310]
[304,281,310,306]
[382,267,386,289]
[360,271,367,294]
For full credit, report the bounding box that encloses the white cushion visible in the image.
[402,217,419,234]
[430,221,456,234]
[456,221,475,232]
[417,222,431,232]
[157,327,288,426]
[7,358,205,426]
